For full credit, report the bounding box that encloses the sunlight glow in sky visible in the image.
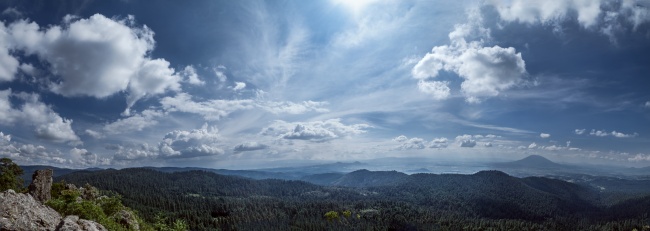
[0,0,649,169]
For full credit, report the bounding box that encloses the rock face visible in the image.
[113,210,140,230]
[29,169,53,203]
[1,181,108,231]
[56,215,107,231]
[0,189,61,230]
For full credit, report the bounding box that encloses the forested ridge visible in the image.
[58,168,650,230]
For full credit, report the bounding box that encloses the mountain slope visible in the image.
[496,155,564,169]
[54,168,650,230]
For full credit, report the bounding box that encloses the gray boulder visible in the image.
[56,215,107,231]
[113,210,140,230]
[28,169,53,203]
[0,189,61,230]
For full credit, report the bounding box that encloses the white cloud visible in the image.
[125,58,181,113]
[431,137,449,143]
[586,129,638,138]
[544,145,563,151]
[233,82,246,91]
[159,124,223,158]
[2,7,22,18]
[393,135,408,142]
[528,142,537,149]
[455,134,478,148]
[0,23,20,82]
[160,93,255,121]
[417,80,450,100]
[112,143,159,161]
[574,129,586,135]
[540,133,551,138]
[84,129,104,139]
[590,129,608,137]
[392,136,427,150]
[69,148,108,166]
[7,14,182,113]
[213,66,227,82]
[0,89,80,144]
[412,14,526,103]
[260,119,371,142]
[489,0,650,41]
[610,130,638,138]
[484,142,493,147]
[0,131,10,143]
[257,100,329,114]
[489,0,602,27]
[233,142,268,153]
[645,101,650,108]
[459,139,477,147]
[628,153,650,162]
[181,65,204,85]
[103,110,162,135]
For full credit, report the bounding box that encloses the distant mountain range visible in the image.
[495,155,564,169]
[20,155,650,186]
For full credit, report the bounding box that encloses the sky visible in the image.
[0,0,649,169]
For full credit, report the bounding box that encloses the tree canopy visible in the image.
[0,158,24,192]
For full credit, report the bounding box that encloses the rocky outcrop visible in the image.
[0,189,61,230]
[0,176,106,231]
[113,210,140,230]
[56,215,107,231]
[29,169,53,203]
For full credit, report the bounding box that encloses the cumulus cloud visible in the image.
[0,132,68,165]
[0,131,10,143]
[233,82,246,91]
[125,58,181,114]
[0,23,19,82]
[0,89,80,144]
[393,135,408,142]
[455,134,477,147]
[488,0,650,42]
[180,65,204,85]
[528,142,537,149]
[6,14,182,113]
[213,65,227,82]
[159,124,223,158]
[489,0,602,27]
[584,129,638,138]
[417,80,450,100]
[484,142,493,147]
[233,142,268,153]
[540,133,551,138]
[84,129,104,139]
[103,110,162,135]
[69,148,108,166]
[393,135,427,150]
[429,137,449,148]
[574,129,586,135]
[628,153,650,162]
[610,130,638,138]
[412,13,526,103]
[460,140,477,147]
[544,145,563,151]
[589,129,609,137]
[112,143,159,161]
[260,119,371,142]
[160,93,255,121]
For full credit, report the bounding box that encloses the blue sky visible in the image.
[0,0,649,169]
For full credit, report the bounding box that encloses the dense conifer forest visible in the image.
[58,168,650,230]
